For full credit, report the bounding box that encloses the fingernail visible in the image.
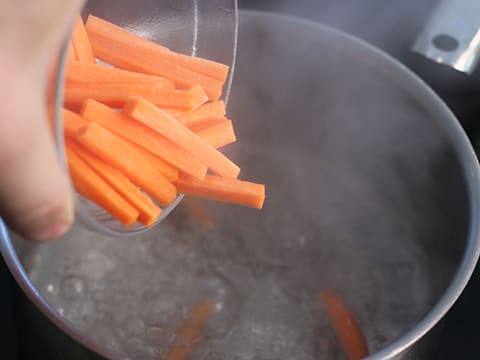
[28,194,74,242]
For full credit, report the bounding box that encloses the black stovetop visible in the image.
[2,1,480,358]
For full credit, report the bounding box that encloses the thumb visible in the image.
[0,72,74,242]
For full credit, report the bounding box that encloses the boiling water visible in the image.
[19,181,448,360]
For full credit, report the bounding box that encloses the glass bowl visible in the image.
[53,0,238,237]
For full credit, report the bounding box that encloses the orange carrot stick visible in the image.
[81,99,207,180]
[71,16,96,63]
[86,21,224,100]
[66,139,162,226]
[124,98,240,178]
[175,174,265,209]
[196,120,237,149]
[162,108,187,119]
[68,42,77,62]
[195,120,236,149]
[73,108,180,182]
[76,122,177,205]
[188,117,230,133]
[127,139,179,183]
[177,100,226,128]
[320,290,369,360]
[166,299,214,360]
[66,61,175,88]
[62,109,89,138]
[66,146,139,226]
[64,82,208,110]
[86,15,229,82]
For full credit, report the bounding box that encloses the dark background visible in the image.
[1,0,480,358]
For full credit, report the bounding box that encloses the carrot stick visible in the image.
[166,299,214,360]
[124,98,240,178]
[320,290,369,360]
[195,120,236,149]
[86,22,224,100]
[73,107,180,182]
[86,15,229,82]
[68,42,77,62]
[188,117,230,133]
[176,100,226,128]
[71,16,96,63]
[81,99,207,180]
[64,82,208,110]
[66,139,162,226]
[66,146,139,226]
[66,61,175,88]
[76,122,177,205]
[162,109,187,119]
[62,108,89,138]
[175,174,265,209]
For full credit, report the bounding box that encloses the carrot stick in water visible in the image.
[86,15,229,82]
[80,99,207,180]
[166,299,214,360]
[76,122,177,205]
[66,139,162,226]
[175,174,265,209]
[320,290,369,360]
[195,120,236,149]
[71,16,96,63]
[64,82,208,110]
[66,61,175,88]
[124,98,240,178]
[66,146,139,226]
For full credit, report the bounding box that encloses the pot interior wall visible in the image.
[11,11,471,360]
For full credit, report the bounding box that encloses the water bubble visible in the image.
[60,275,87,300]
[145,326,174,352]
[152,231,175,258]
[114,327,128,341]
[93,325,120,352]
[126,318,145,336]
[145,326,166,342]
[91,289,108,303]
[143,296,180,326]
[195,273,241,339]
[111,307,129,326]
[143,347,164,358]
[80,313,96,329]
[125,337,143,356]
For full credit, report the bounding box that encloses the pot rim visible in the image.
[1,9,480,360]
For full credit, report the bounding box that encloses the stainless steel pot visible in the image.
[1,10,480,360]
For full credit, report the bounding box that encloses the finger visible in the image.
[0,79,74,242]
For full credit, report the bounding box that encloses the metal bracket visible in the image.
[412,0,480,74]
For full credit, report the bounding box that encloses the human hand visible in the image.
[0,0,84,241]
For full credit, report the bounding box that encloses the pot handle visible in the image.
[412,0,480,74]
